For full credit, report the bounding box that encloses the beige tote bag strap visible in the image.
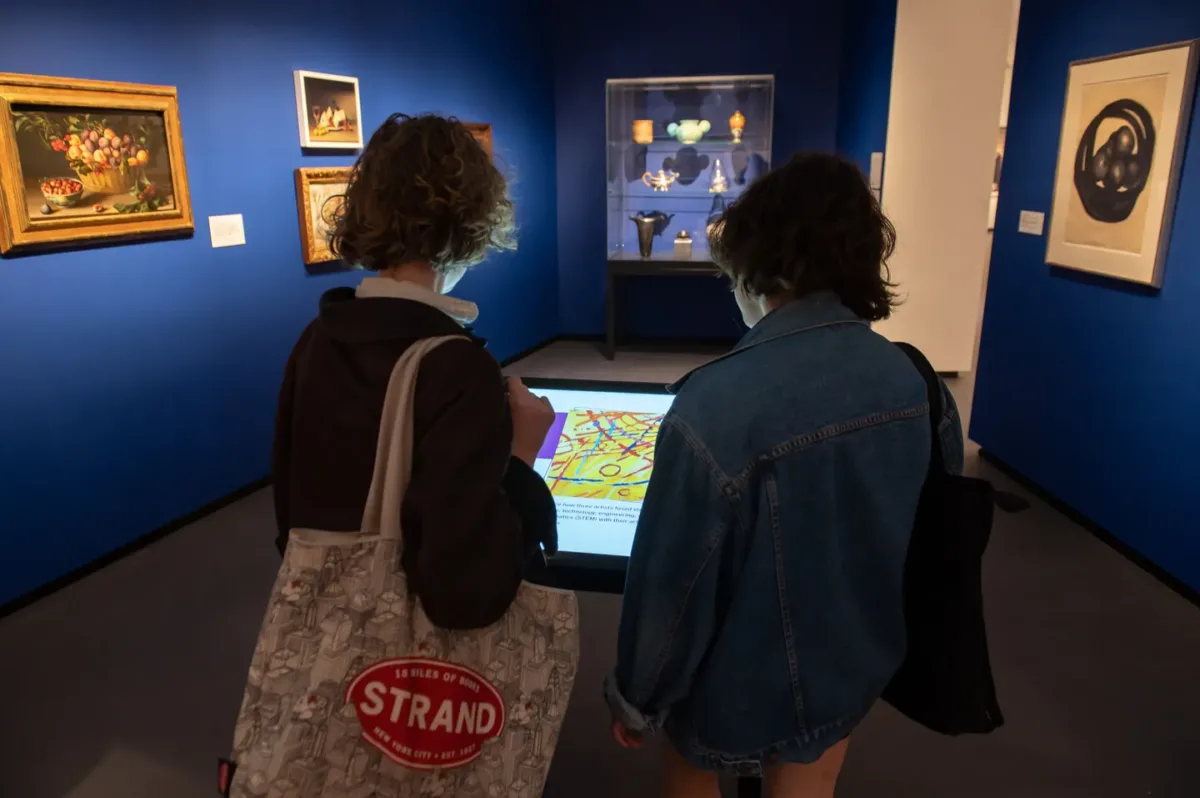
[360,336,467,541]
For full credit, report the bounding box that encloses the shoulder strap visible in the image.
[360,336,470,543]
[894,342,945,474]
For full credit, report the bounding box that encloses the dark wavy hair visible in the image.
[330,113,516,271]
[708,152,898,321]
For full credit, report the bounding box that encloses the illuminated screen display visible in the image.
[526,386,676,558]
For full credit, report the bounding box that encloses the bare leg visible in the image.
[764,737,849,798]
[664,740,721,798]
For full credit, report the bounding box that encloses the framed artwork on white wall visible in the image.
[1045,40,1199,287]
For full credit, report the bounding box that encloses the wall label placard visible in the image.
[1018,210,1046,236]
[209,213,245,248]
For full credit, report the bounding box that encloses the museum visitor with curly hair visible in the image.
[274,112,559,627]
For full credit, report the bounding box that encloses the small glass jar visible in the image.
[674,230,693,260]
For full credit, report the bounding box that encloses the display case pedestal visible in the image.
[604,257,721,360]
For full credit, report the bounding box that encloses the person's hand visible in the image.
[611,720,643,749]
[507,377,555,467]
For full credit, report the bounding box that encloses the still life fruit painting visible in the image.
[0,73,193,254]
[14,109,176,218]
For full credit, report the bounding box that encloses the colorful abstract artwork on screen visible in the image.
[540,409,663,502]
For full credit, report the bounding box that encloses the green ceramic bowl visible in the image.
[41,177,85,209]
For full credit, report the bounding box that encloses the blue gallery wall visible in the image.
[0,0,559,606]
[834,0,898,177]
[972,0,1200,590]
[551,0,847,340]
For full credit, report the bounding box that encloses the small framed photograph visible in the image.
[294,70,363,150]
[0,72,193,254]
[462,122,493,158]
[1046,40,1199,287]
[295,166,352,265]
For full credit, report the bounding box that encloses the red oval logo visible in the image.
[344,657,506,770]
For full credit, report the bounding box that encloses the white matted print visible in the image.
[1046,41,1198,287]
[293,70,363,150]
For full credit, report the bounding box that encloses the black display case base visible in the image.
[605,256,722,360]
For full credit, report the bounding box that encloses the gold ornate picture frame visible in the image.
[295,166,352,265]
[0,73,193,255]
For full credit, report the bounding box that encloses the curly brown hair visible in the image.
[708,152,898,321]
[329,113,516,271]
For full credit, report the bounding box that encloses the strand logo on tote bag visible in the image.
[347,657,505,769]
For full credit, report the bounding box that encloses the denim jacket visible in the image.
[605,292,963,770]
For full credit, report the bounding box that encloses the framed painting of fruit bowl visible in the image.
[295,166,352,265]
[294,70,363,150]
[1046,41,1198,286]
[0,73,192,255]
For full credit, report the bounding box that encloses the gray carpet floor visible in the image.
[4,456,1198,797]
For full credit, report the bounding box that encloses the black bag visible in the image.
[881,343,1004,735]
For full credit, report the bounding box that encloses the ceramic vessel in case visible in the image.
[729,110,746,143]
[666,119,711,145]
[632,119,654,144]
[630,211,674,257]
[674,230,693,260]
[642,169,679,191]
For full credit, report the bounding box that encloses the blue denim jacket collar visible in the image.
[669,291,866,394]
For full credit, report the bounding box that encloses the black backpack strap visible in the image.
[894,342,945,474]
[894,343,1026,512]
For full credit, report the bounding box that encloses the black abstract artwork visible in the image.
[1073,99,1156,223]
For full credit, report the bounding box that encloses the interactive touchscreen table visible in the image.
[525,377,762,797]
[523,378,675,594]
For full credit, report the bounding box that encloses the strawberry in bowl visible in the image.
[40,177,85,209]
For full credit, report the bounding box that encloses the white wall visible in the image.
[873,0,1015,372]
[999,0,1021,126]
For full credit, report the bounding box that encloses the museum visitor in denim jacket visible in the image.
[604,153,964,798]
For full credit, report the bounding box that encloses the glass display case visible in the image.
[606,74,775,263]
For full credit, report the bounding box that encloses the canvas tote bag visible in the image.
[225,336,580,798]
